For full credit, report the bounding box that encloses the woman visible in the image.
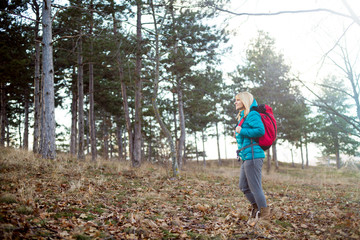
[234,92,270,225]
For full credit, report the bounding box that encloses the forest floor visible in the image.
[0,147,360,239]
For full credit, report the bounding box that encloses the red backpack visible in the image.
[238,104,277,150]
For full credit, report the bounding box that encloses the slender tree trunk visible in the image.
[177,84,186,169]
[305,133,309,167]
[195,132,199,164]
[41,0,56,159]
[272,143,278,170]
[224,131,228,159]
[18,106,22,147]
[116,121,123,160]
[335,134,341,169]
[70,66,78,155]
[0,83,6,146]
[6,117,9,146]
[291,148,295,167]
[23,99,29,149]
[202,130,206,167]
[266,149,271,173]
[149,0,178,177]
[300,138,304,169]
[173,90,178,141]
[88,0,96,161]
[111,0,134,164]
[103,115,109,160]
[77,35,85,160]
[216,122,221,165]
[32,0,41,153]
[132,0,143,167]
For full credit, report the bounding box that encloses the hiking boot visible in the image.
[247,206,272,227]
[259,207,271,220]
[248,203,258,219]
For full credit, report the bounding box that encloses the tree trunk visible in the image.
[202,130,206,167]
[103,115,109,160]
[291,148,295,167]
[18,106,22,147]
[195,132,199,164]
[272,143,278,170]
[70,66,78,155]
[0,83,6,146]
[216,122,221,165]
[300,137,304,169]
[23,99,29,149]
[133,0,142,167]
[41,0,56,159]
[335,134,341,169]
[149,0,178,177]
[77,35,85,160]
[111,0,134,164]
[32,0,41,153]
[266,149,271,173]
[89,0,96,161]
[305,133,309,167]
[116,120,123,160]
[177,84,186,169]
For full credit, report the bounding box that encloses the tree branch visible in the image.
[209,5,353,20]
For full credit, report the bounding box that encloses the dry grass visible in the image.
[1,147,359,239]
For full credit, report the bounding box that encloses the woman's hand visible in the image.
[236,126,241,133]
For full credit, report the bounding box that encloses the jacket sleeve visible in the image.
[240,112,265,138]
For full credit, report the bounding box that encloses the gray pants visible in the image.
[239,158,267,209]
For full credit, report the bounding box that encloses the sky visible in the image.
[219,0,360,81]
[204,0,360,165]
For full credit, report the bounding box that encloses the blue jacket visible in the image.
[235,99,265,160]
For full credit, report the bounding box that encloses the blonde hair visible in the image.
[236,92,254,121]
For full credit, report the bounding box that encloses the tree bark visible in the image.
[70,65,78,155]
[89,0,96,161]
[0,83,6,146]
[116,120,124,160]
[41,0,56,159]
[202,130,206,167]
[177,84,186,169]
[77,35,85,160]
[216,122,221,165]
[272,144,278,170]
[305,132,309,167]
[334,134,341,169]
[103,115,109,160]
[133,0,142,167]
[195,132,199,163]
[300,137,304,169]
[23,99,29,149]
[32,0,41,153]
[266,149,271,173]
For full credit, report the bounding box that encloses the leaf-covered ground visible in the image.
[1,148,359,239]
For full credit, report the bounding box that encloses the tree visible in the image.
[311,76,360,169]
[41,0,56,159]
[30,0,41,153]
[149,0,179,177]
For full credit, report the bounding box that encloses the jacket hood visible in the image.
[240,99,258,117]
